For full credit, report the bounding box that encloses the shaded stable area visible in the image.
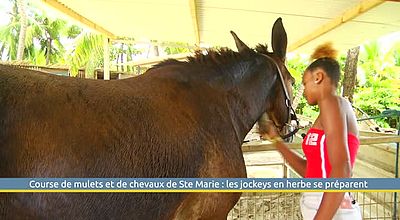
[3,61,399,219]
[2,0,399,219]
[4,63,399,218]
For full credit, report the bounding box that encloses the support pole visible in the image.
[103,37,110,80]
[189,0,200,46]
[393,120,399,220]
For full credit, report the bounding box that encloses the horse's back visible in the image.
[0,65,246,219]
[0,65,210,175]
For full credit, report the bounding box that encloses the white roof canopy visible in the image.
[39,0,400,53]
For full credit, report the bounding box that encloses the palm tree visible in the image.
[0,0,104,76]
[0,0,34,62]
[0,25,18,61]
[16,0,27,61]
[31,14,69,65]
[68,32,104,78]
[0,0,19,61]
[0,0,80,65]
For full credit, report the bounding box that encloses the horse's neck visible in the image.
[147,59,277,142]
[189,59,277,142]
[225,65,277,141]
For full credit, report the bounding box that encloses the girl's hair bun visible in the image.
[310,42,338,60]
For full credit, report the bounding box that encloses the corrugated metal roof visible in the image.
[39,0,400,53]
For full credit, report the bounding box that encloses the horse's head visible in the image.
[231,18,297,140]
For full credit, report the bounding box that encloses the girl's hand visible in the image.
[259,119,280,140]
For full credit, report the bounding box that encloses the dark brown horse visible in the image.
[0,18,294,219]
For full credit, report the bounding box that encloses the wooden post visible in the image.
[283,160,288,178]
[342,46,360,102]
[189,0,200,46]
[153,43,160,57]
[103,37,110,80]
[292,84,304,111]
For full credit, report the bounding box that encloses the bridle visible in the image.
[260,53,300,140]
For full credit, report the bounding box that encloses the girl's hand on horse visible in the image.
[259,120,282,143]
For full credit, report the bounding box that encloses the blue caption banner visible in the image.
[0,178,399,192]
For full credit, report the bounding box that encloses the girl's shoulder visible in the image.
[338,96,359,136]
[337,96,354,113]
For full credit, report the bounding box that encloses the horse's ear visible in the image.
[272,17,287,60]
[230,31,250,53]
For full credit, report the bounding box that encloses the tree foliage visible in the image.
[163,42,191,55]
[354,40,400,128]
[68,33,104,78]
[287,40,400,129]
[286,55,320,119]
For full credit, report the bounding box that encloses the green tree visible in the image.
[288,40,399,129]
[0,0,21,61]
[111,42,140,73]
[163,41,191,55]
[0,0,45,62]
[287,55,320,119]
[354,40,400,128]
[393,42,400,66]
[32,14,74,65]
[0,0,79,65]
[68,33,104,78]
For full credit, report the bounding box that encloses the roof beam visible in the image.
[40,0,116,39]
[288,0,385,52]
[189,0,200,46]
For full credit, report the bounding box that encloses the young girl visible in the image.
[264,43,362,220]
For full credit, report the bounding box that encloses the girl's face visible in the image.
[302,70,318,105]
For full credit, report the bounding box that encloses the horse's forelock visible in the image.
[255,44,271,56]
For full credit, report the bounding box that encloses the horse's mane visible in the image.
[151,48,256,70]
[254,44,273,56]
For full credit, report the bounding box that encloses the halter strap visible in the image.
[260,53,299,139]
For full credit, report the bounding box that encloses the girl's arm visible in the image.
[262,124,307,177]
[313,96,352,220]
[274,140,307,177]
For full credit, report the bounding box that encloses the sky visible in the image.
[0,0,12,26]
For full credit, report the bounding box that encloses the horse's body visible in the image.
[0,18,293,219]
[0,63,246,219]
